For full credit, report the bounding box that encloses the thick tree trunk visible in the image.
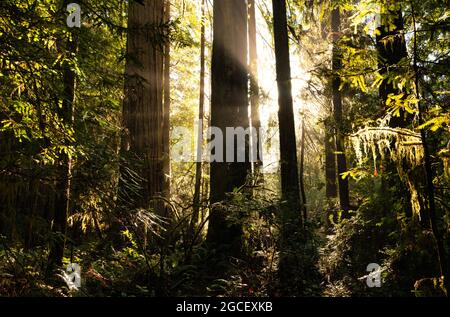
[331,8,350,216]
[273,0,302,223]
[272,0,304,294]
[206,0,250,256]
[122,0,165,213]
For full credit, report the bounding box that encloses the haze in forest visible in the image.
[0,0,449,298]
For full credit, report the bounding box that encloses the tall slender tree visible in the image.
[163,0,171,203]
[191,0,206,240]
[325,117,337,198]
[299,114,308,221]
[410,3,449,295]
[331,7,350,216]
[272,0,304,292]
[248,0,263,176]
[48,1,78,268]
[206,0,250,256]
[272,0,302,224]
[375,8,410,222]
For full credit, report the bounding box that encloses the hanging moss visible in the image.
[350,125,425,217]
[351,127,424,170]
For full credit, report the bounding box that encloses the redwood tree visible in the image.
[272,0,304,293]
[272,0,302,224]
[206,0,250,256]
[121,0,165,212]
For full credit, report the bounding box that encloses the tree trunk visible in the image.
[191,0,206,241]
[411,4,450,295]
[376,10,408,128]
[273,0,302,223]
[122,0,165,213]
[272,0,304,293]
[331,7,350,216]
[248,0,263,177]
[325,116,337,198]
[163,0,171,203]
[206,0,250,256]
[299,115,307,222]
[48,3,77,267]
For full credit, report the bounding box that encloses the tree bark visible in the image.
[122,0,165,213]
[325,116,337,198]
[376,10,408,128]
[248,0,263,177]
[331,7,350,216]
[191,0,206,241]
[206,0,250,256]
[163,0,171,203]
[48,1,77,267]
[273,0,302,223]
[300,115,307,221]
[411,3,450,295]
[272,0,304,293]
